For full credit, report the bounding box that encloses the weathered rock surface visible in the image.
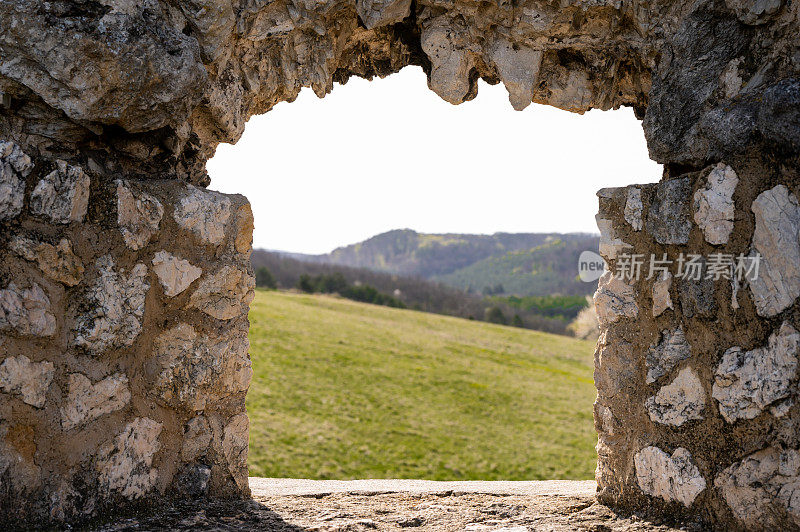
[116,180,164,250]
[634,447,706,507]
[651,271,673,317]
[693,164,738,245]
[95,417,162,500]
[189,265,255,320]
[60,373,131,430]
[0,140,32,220]
[624,187,643,231]
[73,256,149,354]
[715,446,800,529]
[593,272,638,328]
[487,37,543,112]
[30,161,89,224]
[0,355,54,408]
[85,480,688,532]
[356,0,412,30]
[712,322,799,423]
[0,0,797,525]
[646,326,691,384]
[151,323,251,410]
[10,236,84,286]
[749,185,800,317]
[596,217,631,262]
[182,415,213,463]
[0,282,56,337]
[646,178,693,245]
[152,251,202,297]
[678,273,717,319]
[646,367,706,426]
[222,413,250,493]
[174,186,232,245]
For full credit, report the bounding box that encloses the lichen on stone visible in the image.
[73,256,149,354]
[30,160,90,224]
[0,140,32,221]
[646,326,691,384]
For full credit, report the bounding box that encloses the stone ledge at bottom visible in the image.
[85,478,688,531]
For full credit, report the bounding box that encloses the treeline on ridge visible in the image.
[251,250,583,335]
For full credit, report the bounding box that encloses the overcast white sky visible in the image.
[208,66,661,255]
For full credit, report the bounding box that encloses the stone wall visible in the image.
[0,0,798,527]
[594,160,800,529]
[0,142,254,523]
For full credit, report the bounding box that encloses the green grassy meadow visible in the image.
[246,290,598,480]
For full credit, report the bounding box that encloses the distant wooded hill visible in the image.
[285,229,600,297]
[251,230,601,337]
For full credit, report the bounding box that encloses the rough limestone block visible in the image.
[151,251,202,297]
[593,271,638,328]
[420,18,473,105]
[182,415,213,462]
[715,446,800,529]
[646,326,691,384]
[234,204,254,254]
[624,187,643,231]
[596,217,632,262]
[10,236,84,286]
[634,447,706,506]
[30,160,90,223]
[188,265,255,320]
[652,271,673,317]
[749,185,800,317]
[73,256,149,354]
[356,0,412,29]
[487,36,543,111]
[0,283,57,337]
[116,180,164,250]
[0,355,55,408]
[693,163,738,245]
[150,322,252,410]
[173,185,232,245]
[221,413,250,493]
[95,417,161,500]
[646,367,706,426]
[725,0,783,24]
[712,322,799,423]
[646,177,692,245]
[678,272,717,319]
[0,141,32,220]
[60,373,131,430]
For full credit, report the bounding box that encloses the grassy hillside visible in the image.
[247,290,598,481]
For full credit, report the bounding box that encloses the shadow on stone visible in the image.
[83,497,308,532]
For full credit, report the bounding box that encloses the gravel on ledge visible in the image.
[88,478,696,531]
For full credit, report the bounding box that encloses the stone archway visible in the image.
[0,0,798,527]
